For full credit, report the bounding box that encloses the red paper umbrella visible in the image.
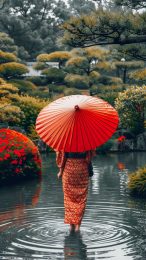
[36,95,119,152]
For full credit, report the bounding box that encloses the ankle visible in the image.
[69,224,75,231]
[75,224,80,232]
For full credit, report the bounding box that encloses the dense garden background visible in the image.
[0,0,146,193]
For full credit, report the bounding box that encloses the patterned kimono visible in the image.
[56,151,91,225]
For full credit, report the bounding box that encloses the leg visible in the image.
[75,224,80,232]
[69,224,75,232]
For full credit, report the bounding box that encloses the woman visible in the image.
[56,150,95,232]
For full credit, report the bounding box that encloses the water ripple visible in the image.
[0,205,142,259]
[1,153,146,259]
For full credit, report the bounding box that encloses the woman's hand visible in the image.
[57,171,62,179]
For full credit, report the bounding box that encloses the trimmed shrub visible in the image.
[98,75,122,85]
[10,79,37,94]
[63,87,81,95]
[0,79,18,94]
[0,50,17,64]
[0,103,24,125]
[0,129,42,184]
[37,51,71,63]
[65,74,89,89]
[115,85,146,135]
[89,71,100,84]
[0,62,29,79]
[27,76,47,86]
[33,62,49,71]
[29,89,49,99]
[42,67,66,83]
[128,166,146,197]
[48,84,66,93]
[8,94,49,135]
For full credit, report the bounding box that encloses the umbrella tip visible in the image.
[74,105,79,111]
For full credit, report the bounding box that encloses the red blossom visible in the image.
[14,150,21,157]
[4,154,10,160]
[19,159,23,165]
[15,168,21,173]
[0,128,42,179]
[11,160,18,165]
[118,135,126,142]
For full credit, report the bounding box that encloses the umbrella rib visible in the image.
[80,111,96,150]
[76,109,92,152]
[81,111,117,147]
[36,110,74,134]
[88,114,116,145]
[68,112,77,152]
[36,94,119,152]
[54,112,76,151]
[78,112,86,151]
[44,112,75,150]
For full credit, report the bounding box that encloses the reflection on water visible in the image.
[64,232,87,260]
[0,152,146,259]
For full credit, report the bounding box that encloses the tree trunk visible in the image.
[123,68,127,84]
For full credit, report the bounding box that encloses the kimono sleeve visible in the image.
[56,151,66,168]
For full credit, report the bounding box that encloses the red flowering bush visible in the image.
[0,129,42,183]
[117,135,126,142]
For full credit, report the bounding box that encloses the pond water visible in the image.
[0,152,146,260]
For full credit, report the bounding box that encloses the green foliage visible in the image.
[0,103,24,125]
[33,62,49,71]
[84,46,109,61]
[98,76,122,85]
[37,51,71,69]
[129,68,146,83]
[0,0,70,58]
[65,74,89,89]
[89,71,100,84]
[28,88,49,99]
[28,76,47,86]
[69,0,96,15]
[62,9,140,47]
[114,61,144,69]
[0,50,17,64]
[48,84,66,94]
[8,94,49,134]
[128,166,146,197]
[115,85,146,135]
[115,0,146,9]
[0,77,49,137]
[0,79,24,125]
[0,62,29,79]
[95,61,113,72]
[96,138,115,153]
[98,92,118,106]
[10,79,37,94]
[0,79,18,94]
[66,56,89,74]
[93,84,123,94]
[0,32,18,54]
[42,68,66,83]
[37,51,71,62]
[36,46,116,95]
[63,87,81,95]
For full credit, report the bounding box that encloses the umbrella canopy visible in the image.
[36,95,119,152]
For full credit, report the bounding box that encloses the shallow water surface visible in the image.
[0,152,146,259]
